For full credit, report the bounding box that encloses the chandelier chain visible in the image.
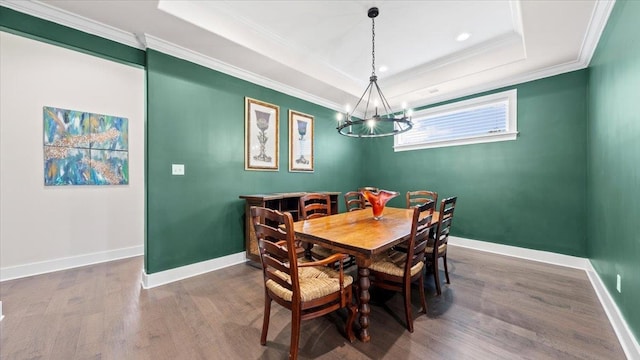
[371,17,376,77]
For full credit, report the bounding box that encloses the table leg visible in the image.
[357,264,371,342]
[303,242,313,260]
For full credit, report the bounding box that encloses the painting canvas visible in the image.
[288,110,314,172]
[245,97,279,171]
[43,106,129,185]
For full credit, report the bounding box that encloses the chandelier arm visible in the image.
[364,85,375,119]
[350,81,374,119]
[372,81,395,117]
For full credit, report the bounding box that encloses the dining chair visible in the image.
[368,199,435,332]
[299,193,331,259]
[299,193,332,219]
[425,196,457,295]
[344,191,366,212]
[251,206,357,360]
[299,194,354,267]
[406,190,438,209]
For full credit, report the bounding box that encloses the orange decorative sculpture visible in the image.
[361,189,399,220]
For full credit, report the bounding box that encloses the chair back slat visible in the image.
[261,251,290,274]
[259,239,289,260]
[265,269,293,291]
[255,225,287,244]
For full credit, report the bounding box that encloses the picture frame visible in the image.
[245,97,279,171]
[288,110,314,172]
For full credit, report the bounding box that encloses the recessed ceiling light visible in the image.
[456,32,471,42]
[379,65,388,72]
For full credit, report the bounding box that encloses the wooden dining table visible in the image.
[293,206,439,342]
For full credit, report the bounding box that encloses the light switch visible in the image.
[172,164,185,175]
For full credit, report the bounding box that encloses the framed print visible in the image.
[245,97,279,171]
[288,110,314,172]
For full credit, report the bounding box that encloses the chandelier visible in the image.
[336,7,413,138]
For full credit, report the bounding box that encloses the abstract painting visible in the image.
[43,106,129,185]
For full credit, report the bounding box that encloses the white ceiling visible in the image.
[2,0,614,113]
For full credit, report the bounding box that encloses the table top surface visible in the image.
[293,207,439,258]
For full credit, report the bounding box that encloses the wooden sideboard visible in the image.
[239,191,340,263]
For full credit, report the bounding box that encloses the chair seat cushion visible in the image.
[310,245,350,260]
[266,265,353,302]
[425,243,447,255]
[370,250,424,277]
[310,245,334,259]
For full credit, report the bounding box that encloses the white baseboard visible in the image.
[586,262,640,360]
[141,251,246,289]
[449,236,639,360]
[0,245,143,282]
[448,236,590,269]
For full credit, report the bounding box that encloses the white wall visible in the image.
[0,31,145,280]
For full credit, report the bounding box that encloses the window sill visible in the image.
[393,131,518,152]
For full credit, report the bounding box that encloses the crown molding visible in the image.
[144,34,345,113]
[407,57,588,111]
[0,0,143,49]
[1,0,614,116]
[388,32,524,88]
[579,0,616,66]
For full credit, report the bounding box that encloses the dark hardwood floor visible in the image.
[0,246,625,359]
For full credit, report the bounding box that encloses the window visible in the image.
[394,89,517,151]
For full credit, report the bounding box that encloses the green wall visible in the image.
[146,50,364,273]
[361,70,589,257]
[587,0,640,341]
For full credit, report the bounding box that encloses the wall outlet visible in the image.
[616,274,621,293]
[172,164,185,176]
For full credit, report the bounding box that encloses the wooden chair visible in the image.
[426,196,457,295]
[406,190,438,209]
[344,191,365,212]
[368,199,435,332]
[299,193,354,267]
[251,206,357,360]
[299,193,332,219]
[299,193,331,259]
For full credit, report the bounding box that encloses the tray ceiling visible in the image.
[1,0,614,112]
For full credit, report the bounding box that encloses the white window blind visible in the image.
[394,89,517,151]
